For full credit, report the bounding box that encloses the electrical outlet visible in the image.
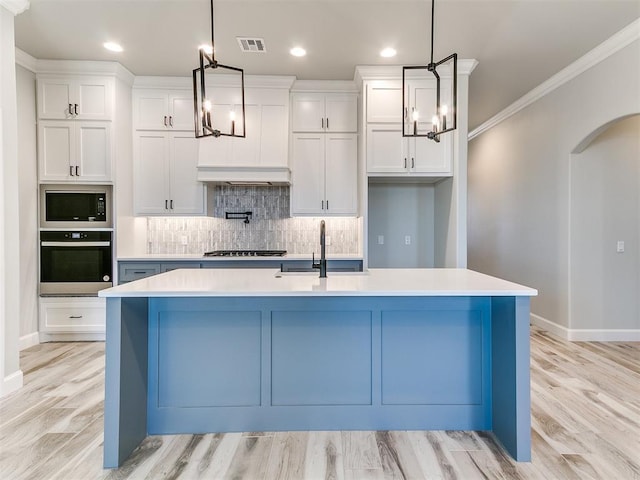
[181,235,188,246]
[325,235,332,246]
[377,235,384,245]
[405,235,411,245]
[617,240,625,253]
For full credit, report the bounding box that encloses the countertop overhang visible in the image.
[99,268,537,298]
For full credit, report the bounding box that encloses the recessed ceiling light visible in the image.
[103,42,123,53]
[380,47,397,58]
[199,44,213,55]
[290,47,306,57]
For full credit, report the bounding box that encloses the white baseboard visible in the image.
[530,313,571,339]
[39,332,105,343]
[530,313,640,342]
[19,332,40,351]
[1,370,24,398]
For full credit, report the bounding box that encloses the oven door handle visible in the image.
[41,241,112,247]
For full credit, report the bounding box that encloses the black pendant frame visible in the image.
[402,0,457,142]
[192,0,246,139]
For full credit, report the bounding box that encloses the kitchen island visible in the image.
[99,268,536,468]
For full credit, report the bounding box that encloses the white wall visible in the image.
[368,183,435,268]
[0,2,25,396]
[570,115,639,331]
[16,63,38,341]
[114,76,147,258]
[468,37,640,339]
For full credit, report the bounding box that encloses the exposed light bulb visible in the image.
[103,42,123,52]
[432,115,439,131]
[203,100,212,112]
[412,110,419,121]
[199,44,213,55]
[441,105,448,116]
[380,47,397,58]
[229,111,236,120]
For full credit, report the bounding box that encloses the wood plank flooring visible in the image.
[1,327,638,479]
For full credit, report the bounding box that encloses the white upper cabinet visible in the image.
[365,78,452,177]
[366,81,402,123]
[134,89,194,131]
[366,124,451,176]
[291,133,357,216]
[292,93,357,133]
[133,131,204,216]
[38,120,112,183]
[38,76,114,120]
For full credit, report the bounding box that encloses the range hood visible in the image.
[197,165,290,185]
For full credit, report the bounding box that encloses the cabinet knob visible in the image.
[75,165,79,176]
[321,200,324,210]
[70,165,74,176]
[169,116,173,127]
[326,118,329,130]
[326,200,329,210]
[170,199,174,209]
[74,104,78,115]
[321,118,324,129]
[404,158,407,169]
[165,199,168,210]
[164,116,168,127]
[68,104,73,116]
[411,157,415,169]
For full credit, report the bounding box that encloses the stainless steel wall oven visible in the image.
[40,231,113,296]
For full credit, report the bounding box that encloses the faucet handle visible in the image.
[311,252,319,269]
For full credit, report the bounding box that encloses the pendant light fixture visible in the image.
[402,0,457,142]
[193,0,246,139]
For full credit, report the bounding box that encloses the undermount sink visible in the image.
[274,270,369,278]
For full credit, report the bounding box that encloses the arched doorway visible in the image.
[569,114,640,337]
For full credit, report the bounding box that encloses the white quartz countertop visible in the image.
[99,268,537,298]
[117,253,363,261]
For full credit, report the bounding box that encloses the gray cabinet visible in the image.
[118,259,363,284]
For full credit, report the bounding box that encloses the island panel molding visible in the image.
[101,268,535,468]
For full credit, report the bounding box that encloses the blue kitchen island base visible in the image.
[103,294,531,468]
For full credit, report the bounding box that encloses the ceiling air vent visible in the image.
[237,37,266,53]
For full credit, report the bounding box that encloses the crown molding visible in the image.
[28,59,134,84]
[135,74,296,90]
[14,48,37,72]
[0,0,29,15]
[354,60,478,85]
[469,18,640,141]
[291,80,358,93]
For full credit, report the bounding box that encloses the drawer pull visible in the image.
[133,271,147,274]
[69,315,83,319]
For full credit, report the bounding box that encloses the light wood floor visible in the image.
[1,327,639,480]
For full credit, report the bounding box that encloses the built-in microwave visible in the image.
[40,185,112,228]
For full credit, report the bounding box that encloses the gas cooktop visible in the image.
[203,250,287,257]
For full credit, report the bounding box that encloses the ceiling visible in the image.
[14,0,640,130]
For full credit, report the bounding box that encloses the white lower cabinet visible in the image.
[133,131,205,215]
[291,133,357,215]
[366,124,452,176]
[39,297,106,341]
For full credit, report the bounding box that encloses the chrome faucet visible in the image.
[312,220,327,278]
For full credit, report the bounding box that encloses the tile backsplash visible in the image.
[147,186,360,255]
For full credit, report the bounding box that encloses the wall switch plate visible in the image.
[405,235,411,245]
[378,235,384,245]
[181,235,188,246]
[616,240,625,253]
